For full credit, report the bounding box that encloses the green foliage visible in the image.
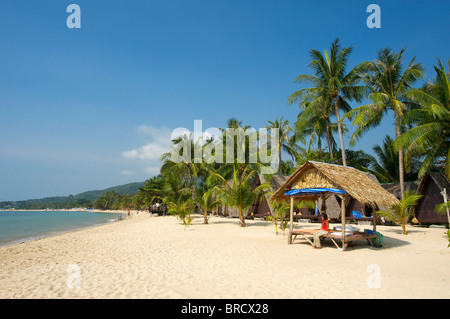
[94,191,132,210]
[214,164,270,227]
[377,191,423,235]
[133,176,165,209]
[400,58,450,179]
[163,172,196,230]
[289,38,369,166]
[194,186,221,224]
[266,117,300,176]
[447,230,450,248]
[267,200,314,235]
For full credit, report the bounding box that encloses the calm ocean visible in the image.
[0,210,120,247]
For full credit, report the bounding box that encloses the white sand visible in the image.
[0,213,449,299]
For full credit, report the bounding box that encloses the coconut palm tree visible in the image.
[162,171,196,230]
[291,91,336,160]
[289,38,367,166]
[345,48,425,198]
[160,133,199,185]
[265,117,300,176]
[399,58,450,179]
[213,164,269,227]
[194,185,221,224]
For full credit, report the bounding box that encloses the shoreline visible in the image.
[0,214,449,299]
[0,209,140,248]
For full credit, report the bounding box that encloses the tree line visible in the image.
[150,39,449,231]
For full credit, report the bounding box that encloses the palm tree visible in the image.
[160,133,198,185]
[377,191,422,235]
[214,164,269,227]
[291,91,336,160]
[163,171,195,230]
[194,185,221,224]
[289,38,367,166]
[265,117,300,176]
[369,135,401,183]
[399,58,450,179]
[345,48,425,198]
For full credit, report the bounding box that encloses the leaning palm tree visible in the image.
[399,58,450,179]
[265,117,300,176]
[213,164,269,227]
[289,38,367,166]
[345,48,425,199]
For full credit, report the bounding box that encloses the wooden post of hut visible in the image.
[289,196,294,244]
[340,194,346,247]
[372,205,377,233]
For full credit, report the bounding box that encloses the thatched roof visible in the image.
[258,175,289,192]
[417,172,450,198]
[381,182,420,199]
[271,161,400,208]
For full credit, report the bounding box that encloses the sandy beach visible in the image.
[0,212,449,299]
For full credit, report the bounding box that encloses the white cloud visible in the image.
[122,142,171,160]
[122,125,173,160]
[120,169,136,176]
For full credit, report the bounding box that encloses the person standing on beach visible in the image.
[313,213,330,249]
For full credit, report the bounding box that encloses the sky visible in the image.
[0,0,449,201]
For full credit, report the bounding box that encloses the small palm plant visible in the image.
[377,191,423,235]
[267,200,315,235]
[163,173,195,230]
[214,165,270,227]
[195,186,221,224]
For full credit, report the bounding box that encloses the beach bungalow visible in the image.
[225,175,289,219]
[414,172,450,224]
[271,161,400,251]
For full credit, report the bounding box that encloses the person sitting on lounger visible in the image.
[313,213,330,249]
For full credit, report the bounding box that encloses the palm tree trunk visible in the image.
[279,141,282,176]
[395,112,405,200]
[325,119,334,160]
[239,206,246,227]
[333,97,347,166]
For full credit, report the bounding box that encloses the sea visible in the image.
[0,210,120,247]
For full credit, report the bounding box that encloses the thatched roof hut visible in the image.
[415,173,450,224]
[225,175,289,219]
[249,175,289,218]
[271,161,401,251]
[272,161,400,209]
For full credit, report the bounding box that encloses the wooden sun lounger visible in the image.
[289,229,378,251]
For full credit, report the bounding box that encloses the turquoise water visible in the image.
[0,210,120,246]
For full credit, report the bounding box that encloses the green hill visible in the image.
[0,182,144,209]
[73,182,144,202]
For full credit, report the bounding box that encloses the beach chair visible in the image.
[352,211,364,219]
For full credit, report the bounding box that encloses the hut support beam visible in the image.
[288,196,294,244]
[340,194,347,250]
[372,206,377,233]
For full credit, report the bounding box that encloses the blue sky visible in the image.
[1,0,449,201]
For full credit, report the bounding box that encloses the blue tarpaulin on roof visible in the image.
[284,188,347,196]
